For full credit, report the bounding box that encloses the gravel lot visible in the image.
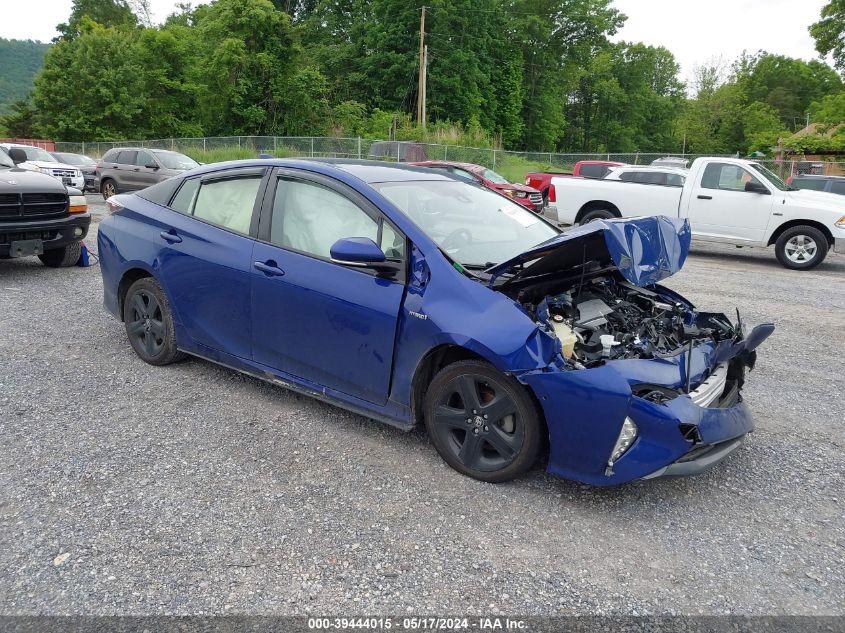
[1,195,843,616]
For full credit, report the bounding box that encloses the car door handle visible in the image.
[254,261,285,277]
[697,195,712,200]
[160,231,182,244]
[133,167,140,171]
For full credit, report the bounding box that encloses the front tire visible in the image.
[101,179,117,199]
[579,208,616,225]
[122,278,185,366]
[38,242,82,268]
[423,360,543,483]
[775,225,828,270]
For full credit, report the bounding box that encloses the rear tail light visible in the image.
[548,184,556,203]
[106,196,124,214]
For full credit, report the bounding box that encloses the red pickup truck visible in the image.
[525,160,624,204]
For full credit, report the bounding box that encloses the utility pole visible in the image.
[416,6,426,129]
[421,44,428,129]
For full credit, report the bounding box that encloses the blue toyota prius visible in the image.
[97,159,773,486]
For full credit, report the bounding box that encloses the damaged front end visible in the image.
[487,217,774,485]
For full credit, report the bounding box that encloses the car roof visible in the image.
[185,158,456,184]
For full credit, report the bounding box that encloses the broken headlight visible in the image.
[610,417,638,464]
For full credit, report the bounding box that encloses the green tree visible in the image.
[56,0,137,41]
[0,99,39,137]
[0,39,51,114]
[810,0,845,71]
[191,0,301,135]
[741,102,787,154]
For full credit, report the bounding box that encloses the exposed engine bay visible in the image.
[522,274,738,369]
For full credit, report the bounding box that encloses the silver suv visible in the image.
[97,147,199,198]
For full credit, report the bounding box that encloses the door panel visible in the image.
[251,174,405,405]
[153,170,266,359]
[687,162,774,242]
[156,207,255,358]
[252,243,404,404]
[134,150,160,189]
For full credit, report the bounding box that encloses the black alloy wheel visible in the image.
[122,278,185,365]
[424,360,543,482]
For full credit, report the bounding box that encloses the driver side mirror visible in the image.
[330,237,402,276]
[7,148,26,164]
[745,180,769,195]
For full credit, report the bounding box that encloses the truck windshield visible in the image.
[0,149,14,169]
[749,163,790,191]
[373,180,559,268]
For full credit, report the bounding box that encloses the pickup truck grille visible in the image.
[50,168,78,179]
[0,192,68,219]
[528,192,543,205]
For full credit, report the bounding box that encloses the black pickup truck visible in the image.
[0,147,91,267]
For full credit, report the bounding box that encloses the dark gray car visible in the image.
[52,151,98,192]
[96,147,199,198]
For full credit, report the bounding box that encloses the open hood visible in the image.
[486,216,691,288]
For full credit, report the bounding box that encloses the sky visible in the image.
[0,0,834,82]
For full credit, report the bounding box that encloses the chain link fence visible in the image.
[53,136,845,180]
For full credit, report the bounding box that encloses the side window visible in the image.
[193,176,262,235]
[271,179,403,261]
[102,149,118,162]
[794,178,826,192]
[136,150,155,167]
[700,163,762,192]
[169,178,200,214]
[579,164,604,178]
[116,150,137,166]
[618,171,637,182]
[665,173,684,187]
[830,180,845,195]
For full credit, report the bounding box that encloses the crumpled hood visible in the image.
[486,216,691,287]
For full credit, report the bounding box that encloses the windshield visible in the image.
[372,180,559,268]
[481,168,510,185]
[17,146,58,162]
[749,162,789,191]
[55,153,95,166]
[0,148,14,169]
[152,150,199,170]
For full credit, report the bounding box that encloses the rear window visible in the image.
[791,178,827,192]
[102,149,119,162]
[579,164,611,179]
[831,181,845,195]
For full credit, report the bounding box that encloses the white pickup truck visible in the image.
[549,157,845,270]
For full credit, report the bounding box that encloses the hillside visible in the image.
[0,38,50,113]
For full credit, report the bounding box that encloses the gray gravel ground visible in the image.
[1,197,843,615]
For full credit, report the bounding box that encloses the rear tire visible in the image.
[38,241,82,268]
[774,225,828,270]
[423,360,543,483]
[122,277,186,366]
[579,208,616,225]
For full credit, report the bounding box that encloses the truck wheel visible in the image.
[579,209,616,225]
[38,242,82,268]
[775,225,828,270]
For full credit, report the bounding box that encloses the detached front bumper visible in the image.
[519,325,772,486]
